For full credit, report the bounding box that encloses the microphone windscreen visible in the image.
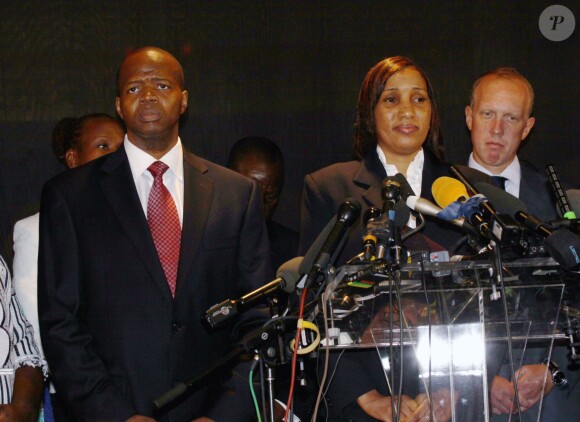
[474,182,528,215]
[544,228,580,270]
[276,256,304,293]
[393,199,411,228]
[389,173,416,200]
[432,177,469,208]
[567,189,580,214]
[299,215,336,275]
[451,164,492,186]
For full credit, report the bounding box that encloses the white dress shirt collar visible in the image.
[124,136,185,224]
[124,136,184,183]
[376,146,424,227]
[468,153,521,198]
[376,146,424,198]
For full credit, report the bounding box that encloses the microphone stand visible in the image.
[154,319,284,410]
[561,303,580,369]
[260,294,291,422]
[155,293,290,422]
[489,240,523,418]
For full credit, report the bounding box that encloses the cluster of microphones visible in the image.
[410,165,580,270]
[164,165,580,413]
[203,164,580,329]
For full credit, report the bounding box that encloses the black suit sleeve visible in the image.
[38,182,136,419]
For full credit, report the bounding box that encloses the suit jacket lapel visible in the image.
[99,147,173,303]
[354,152,386,209]
[175,151,213,297]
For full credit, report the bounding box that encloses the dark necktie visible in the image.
[490,176,507,191]
[147,161,181,297]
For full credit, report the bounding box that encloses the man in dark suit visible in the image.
[466,67,578,420]
[227,136,299,272]
[38,46,272,421]
[466,67,557,222]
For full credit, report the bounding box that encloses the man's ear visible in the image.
[65,149,78,169]
[465,106,473,130]
[116,97,123,120]
[180,90,188,114]
[521,116,536,140]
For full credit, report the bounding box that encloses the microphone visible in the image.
[299,216,338,276]
[550,190,580,232]
[367,200,411,261]
[514,211,580,270]
[474,182,528,215]
[362,207,381,260]
[514,211,553,238]
[547,190,580,233]
[302,198,361,288]
[203,257,303,329]
[432,177,521,246]
[450,164,493,186]
[406,195,465,227]
[381,177,402,212]
[406,195,487,253]
[567,189,580,214]
[383,173,415,202]
[432,176,469,208]
[546,164,576,219]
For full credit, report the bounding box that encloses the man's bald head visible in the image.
[116,46,184,95]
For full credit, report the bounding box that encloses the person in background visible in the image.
[0,252,46,419]
[227,136,299,271]
[12,113,124,421]
[466,67,578,420]
[299,56,462,422]
[466,67,557,222]
[228,136,308,420]
[37,46,271,421]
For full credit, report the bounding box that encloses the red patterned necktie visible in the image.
[147,161,181,297]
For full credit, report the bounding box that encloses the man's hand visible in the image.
[411,388,457,422]
[491,375,516,415]
[357,389,420,422]
[513,364,554,412]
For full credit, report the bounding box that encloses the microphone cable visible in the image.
[284,286,309,422]
[249,355,262,422]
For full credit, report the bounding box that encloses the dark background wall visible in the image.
[0,1,578,260]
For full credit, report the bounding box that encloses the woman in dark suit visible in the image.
[299,57,461,421]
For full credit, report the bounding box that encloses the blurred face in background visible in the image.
[65,117,124,168]
[231,154,283,221]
